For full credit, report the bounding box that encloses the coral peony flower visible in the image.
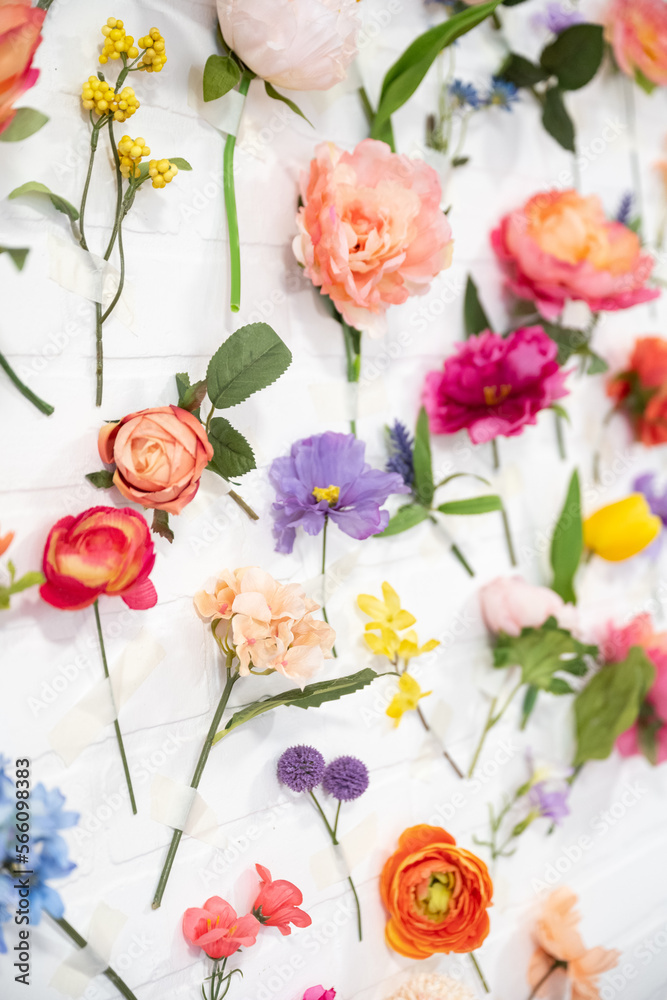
[527,888,619,999]
[386,974,475,1000]
[182,896,260,959]
[607,337,667,446]
[269,432,409,554]
[380,825,493,958]
[583,494,661,561]
[0,0,45,135]
[251,864,311,935]
[216,0,359,91]
[40,507,157,611]
[491,189,658,319]
[98,405,214,515]
[294,139,453,336]
[479,576,577,637]
[604,0,667,90]
[423,327,569,444]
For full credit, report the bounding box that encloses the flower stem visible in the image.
[223,72,251,313]
[94,119,124,407]
[310,791,362,942]
[321,515,337,658]
[152,661,239,909]
[450,542,474,577]
[47,913,139,1000]
[340,317,361,435]
[416,703,464,778]
[227,489,259,521]
[467,679,522,778]
[0,349,53,415]
[491,439,517,567]
[358,86,374,129]
[94,600,137,814]
[100,212,126,323]
[554,410,567,461]
[469,952,490,994]
[526,959,567,1000]
[79,124,102,252]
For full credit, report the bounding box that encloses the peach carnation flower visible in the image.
[386,974,475,1000]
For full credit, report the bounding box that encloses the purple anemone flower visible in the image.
[633,473,667,525]
[269,432,409,554]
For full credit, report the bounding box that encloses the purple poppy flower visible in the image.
[634,473,667,524]
[269,432,409,554]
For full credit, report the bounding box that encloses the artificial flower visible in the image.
[386,421,415,487]
[269,432,408,554]
[0,526,13,557]
[322,756,369,801]
[535,3,584,34]
[98,405,214,514]
[527,888,619,999]
[607,336,667,446]
[358,582,416,633]
[276,745,325,792]
[386,674,432,727]
[251,864,311,935]
[183,896,260,958]
[385,974,475,1000]
[381,825,493,958]
[39,507,157,611]
[479,576,577,637]
[294,139,453,337]
[633,473,667,524]
[583,494,661,561]
[491,189,658,319]
[0,0,45,135]
[217,0,360,91]
[304,989,335,1000]
[423,327,569,444]
[527,762,572,825]
[604,0,667,90]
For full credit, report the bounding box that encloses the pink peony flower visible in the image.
[251,864,311,935]
[294,139,454,336]
[491,189,659,319]
[304,989,336,1000]
[182,896,260,958]
[604,0,667,89]
[422,326,569,444]
[479,576,577,637]
[0,0,45,135]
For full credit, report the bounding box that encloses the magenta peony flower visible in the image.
[422,326,569,444]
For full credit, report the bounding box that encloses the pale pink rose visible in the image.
[294,139,454,336]
[604,0,667,89]
[479,576,577,637]
[216,0,359,91]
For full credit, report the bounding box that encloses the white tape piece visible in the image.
[48,233,107,302]
[48,630,166,766]
[309,813,377,890]
[187,65,245,136]
[150,775,224,846]
[50,903,127,998]
[308,379,388,423]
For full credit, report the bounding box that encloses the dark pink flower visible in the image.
[422,326,569,444]
[304,989,335,1000]
[251,864,311,936]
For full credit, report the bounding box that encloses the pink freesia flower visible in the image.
[604,0,667,89]
[294,139,453,337]
[423,326,569,444]
[479,576,577,637]
[0,0,45,135]
[491,189,659,319]
[182,896,260,959]
[251,864,312,935]
[304,989,336,1000]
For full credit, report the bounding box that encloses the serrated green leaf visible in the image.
[0,246,29,271]
[540,24,604,91]
[206,323,292,409]
[438,495,503,515]
[207,417,256,478]
[152,509,174,543]
[175,372,208,413]
[8,181,79,221]
[203,54,241,102]
[550,469,582,604]
[541,86,575,152]
[413,406,434,507]
[498,53,549,88]
[264,82,313,126]
[494,617,596,690]
[213,668,378,744]
[464,275,492,337]
[0,108,49,142]
[377,504,429,537]
[86,470,114,489]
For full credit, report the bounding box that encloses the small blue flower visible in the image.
[616,191,634,226]
[29,785,79,842]
[485,77,520,111]
[449,79,480,109]
[386,421,414,488]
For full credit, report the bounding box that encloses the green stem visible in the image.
[526,959,567,1000]
[358,86,374,129]
[467,679,522,778]
[79,124,102,252]
[94,601,137,814]
[0,349,53,415]
[310,791,362,942]
[95,301,104,407]
[100,210,126,323]
[223,72,251,312]
[491,439,517,567]
[227,489,259,521]
[47,914,139,1000]
[450,542,474,577]
[152,661,239,909]
[340,317,361,435]
[416,703,464,778]
[309,789,336,840]
[554,410,566,461]
[321,515,337,657]
[332,799,342,840]
[623,76,644,241]
[469,952,490,994]
[94,119,124,407]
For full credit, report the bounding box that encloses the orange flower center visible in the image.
[483,384,512,406]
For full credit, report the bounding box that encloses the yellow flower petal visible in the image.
[357,594,387,619]
[381,581,402,616]
[584,493,661,561]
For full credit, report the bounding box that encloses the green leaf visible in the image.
[0,569,45,609]
[206,323,292,409]
[586,352,609,375]
[494,617,597,691]
[0,108,49,142]
[541,86,575,152]
[175,372,208,413]
[551,402,570,423]
[498,53,549,88]
[548,677,575,694]
[8,181,79,221]
[437,495,503,515]
[540,24,604,91]
[377,504,429,537]
[412,406,434,507]
[634,67,656,95]
[213,668,378,745]
[152,509,174,544]
[86,470,114,489]
[0,246,29,271]
[573,648,655,765]
[207,417,256,478]
[169,157,192,171]
[464,275,492,337]
[264,82,313,127]
[550,469,582,604]
[542,321,588,365]
[371,0,502,137]
[203,54,241,101]
[521,685,539,727]
[437,472,491,489]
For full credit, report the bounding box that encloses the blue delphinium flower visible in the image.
[386,421,414,488]
[449,79,480,110]
[485,76,520,111]
[616,191,634,226]
[29,785,79,842]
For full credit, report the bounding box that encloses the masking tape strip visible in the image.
[48,630,165,766]
[308,379,388,423]
[150,775,224,845]
[47,234,107,303]
[309,813,377,891]
[187,66,245,136]
[50,902,127,998]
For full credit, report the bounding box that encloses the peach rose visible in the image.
[98,405,214,515]
[294,139,454,337]
[604,0,667,90]
[380,825,493,959]
[491,189,658,320]
[479,576,577,637]
[0,0,45,135]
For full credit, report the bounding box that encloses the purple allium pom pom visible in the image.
[277,745,325,793]
[322,756,369,801]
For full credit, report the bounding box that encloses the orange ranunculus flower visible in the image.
[98,405,214,515]
[380,825,493,959]
[0,524,14,557]
[607,336,667,445]
[0,0,46,135]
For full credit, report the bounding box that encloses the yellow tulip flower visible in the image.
[357,581,416,632]
[583,493,661,562]
[386,673,432,726]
